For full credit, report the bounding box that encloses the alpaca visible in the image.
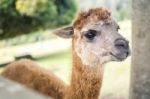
[1,8,130,99]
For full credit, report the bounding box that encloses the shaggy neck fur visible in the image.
[64,41,104,99]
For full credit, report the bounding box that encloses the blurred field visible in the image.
[0,20,131,99]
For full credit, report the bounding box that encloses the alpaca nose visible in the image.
[115,38,129,50]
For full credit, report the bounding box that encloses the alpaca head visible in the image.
[55,8,130,67]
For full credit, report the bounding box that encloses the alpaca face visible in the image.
[73,18,130,66]
[54,8,130,67]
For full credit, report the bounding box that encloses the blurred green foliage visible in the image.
[0,30,55,47]
[0,0,77,39]
[115,0,131,21]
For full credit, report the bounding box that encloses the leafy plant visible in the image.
[0,0,77,39]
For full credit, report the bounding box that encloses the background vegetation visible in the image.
[0,0,77,39]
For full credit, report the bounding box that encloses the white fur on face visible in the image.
[75,35,112,68]
[74,19,120,68]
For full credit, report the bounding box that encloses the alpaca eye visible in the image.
[84,30,97,40]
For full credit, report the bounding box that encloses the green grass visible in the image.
[35,50,72,83]
[35,50,71,68]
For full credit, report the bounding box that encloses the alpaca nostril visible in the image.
[115,39,129,49]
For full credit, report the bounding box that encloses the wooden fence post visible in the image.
[130,0,150,99]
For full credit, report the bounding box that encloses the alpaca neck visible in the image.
[65,49,104,99]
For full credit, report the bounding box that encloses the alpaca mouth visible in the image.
[110,51,129,61]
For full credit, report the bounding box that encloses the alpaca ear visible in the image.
[54,26,74,38]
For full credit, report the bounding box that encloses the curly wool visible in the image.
[73,8,111,30]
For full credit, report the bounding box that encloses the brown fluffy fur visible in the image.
[73,8,111,30]
[2,8,111,99]
[1,59,66,99]
[64,45,103,99]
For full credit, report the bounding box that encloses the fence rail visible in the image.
[0,76,50,99]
